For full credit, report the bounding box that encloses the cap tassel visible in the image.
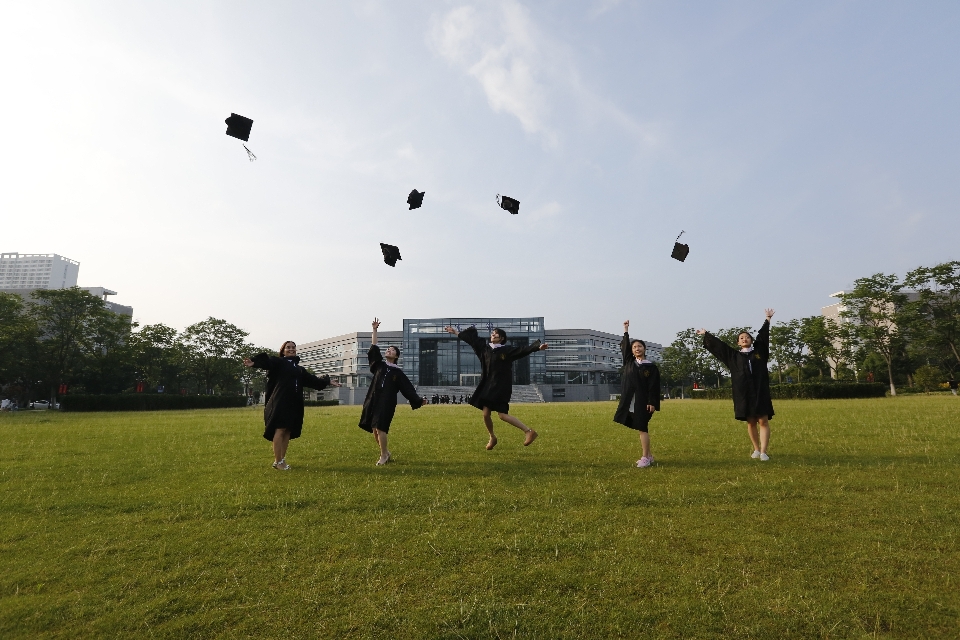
[244,145,257,162]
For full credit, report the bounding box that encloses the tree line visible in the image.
[658,261,960,396]
[0,288,271,404]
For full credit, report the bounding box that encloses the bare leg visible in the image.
[497,412,538,445]
[273,428,291,466]
[482,407,497,449]
[374,428,390,465]
[746,419,761,453]
[639,431,651,459]
[757,416,770,454]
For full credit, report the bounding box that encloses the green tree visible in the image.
[824,318,859,381]
[0,293,40,402]
[840,273,908,395]
[30,288,109,400]
[129,323,192,393]
[182,318,250,394]
[903,261,960,370]
[799,316,832,379]
[770,321,805,383]
[82,311,136,394]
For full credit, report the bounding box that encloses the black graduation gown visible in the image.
[250,353,331,440]
[358,345,424,434]
[702,320,775,421]
[457,326,542,414]
[613,332,661,430]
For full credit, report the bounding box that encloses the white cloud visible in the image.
[430,1,556,145]
[429,1,659,150]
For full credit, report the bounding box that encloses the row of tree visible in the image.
[0,288,271,404]
[658,261,959,396]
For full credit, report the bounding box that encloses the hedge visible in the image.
[689,383,888,400]
[59,394,249,412]
[303,400,340,407]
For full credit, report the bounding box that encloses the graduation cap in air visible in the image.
[671,230,690,262]
[497,194,520,215]
[380,243,402,267]
[407,189,425,210]
[224,113,257,161]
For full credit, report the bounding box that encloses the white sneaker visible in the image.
[759,453,770,461]
[751,450,761,459]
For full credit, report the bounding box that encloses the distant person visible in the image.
[949,374,958,396]
[243,341,340,470]
[613,320,661,468]
[359,318,425,465]
[697,309,776,461]
[444,324,548,450]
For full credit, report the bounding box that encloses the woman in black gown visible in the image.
[697,309,775,460]
[613,320,661,468]
[243,341,340,470]
[359,318,425,465]
[444,324,549,450]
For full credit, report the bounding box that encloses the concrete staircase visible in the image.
[416,385,545,404]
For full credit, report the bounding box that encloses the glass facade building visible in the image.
[403,318,546,386]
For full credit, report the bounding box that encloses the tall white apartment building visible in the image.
[0,253,80,290]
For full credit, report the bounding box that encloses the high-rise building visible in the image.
[0,253,79,290]
[0,252,133,316]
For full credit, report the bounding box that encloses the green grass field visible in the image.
[1,398,958,639]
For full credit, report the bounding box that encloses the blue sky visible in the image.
[2,1,957,348]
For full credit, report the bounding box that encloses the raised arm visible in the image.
[621,320,631,364]
[509,339,546,362]
[756,310,774,360]
[452,325,486,358]
[368,318,384,369]
[698,329,737,369]
[245,352,276,371]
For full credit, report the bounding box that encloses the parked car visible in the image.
[29,400,59,409]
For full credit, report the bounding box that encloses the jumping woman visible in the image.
[243,341,340,470]
[359,318,426,466]
[697,309,776,460]
[443,324,548,450]
[613,320,661,468]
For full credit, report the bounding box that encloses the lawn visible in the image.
[1,397,958,639]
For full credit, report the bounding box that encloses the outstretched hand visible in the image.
[765,308,776,320]
[372,317,381,330]
[242,358,254,367]
[328,378,342,387]
[624,320,630,332]
[443,326,458,336]
[539,342,549,351]
[695,328,707,335]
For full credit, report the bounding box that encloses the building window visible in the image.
[552,388,566,398]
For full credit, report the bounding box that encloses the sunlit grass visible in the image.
[1,397,958,638]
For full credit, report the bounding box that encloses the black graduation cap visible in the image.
[225,113,253,141]
[497,194,520,215]
[671,230,690,262]
[380,243,402,267]
[225,113,256,161]
[407,189,425,210]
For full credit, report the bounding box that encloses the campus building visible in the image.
[0,252,133,316]
[298,317,662,405]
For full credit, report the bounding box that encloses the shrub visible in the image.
[691,383,888,400]
[303,400,340,407]
[912,365,944,392]
[60,394,249,412]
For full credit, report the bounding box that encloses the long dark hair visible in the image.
[279,341,296,356]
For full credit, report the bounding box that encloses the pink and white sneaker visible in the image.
[636,456,653,468]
